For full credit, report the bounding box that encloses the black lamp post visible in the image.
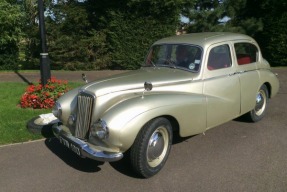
[38,0,51,86]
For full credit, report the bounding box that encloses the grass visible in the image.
[0,82,82,145]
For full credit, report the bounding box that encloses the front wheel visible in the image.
[246,84,269,122]
[130,117,173,178]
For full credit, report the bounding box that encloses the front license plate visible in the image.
[59,136,81,156]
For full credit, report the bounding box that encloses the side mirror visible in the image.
[82,73,88,83]
[144,81,153,91]
[142,82,152,98]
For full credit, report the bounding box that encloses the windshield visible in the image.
[144,44,202,72]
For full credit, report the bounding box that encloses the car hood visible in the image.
[80,67,196,97]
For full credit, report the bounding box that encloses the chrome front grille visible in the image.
[75,93,94,139]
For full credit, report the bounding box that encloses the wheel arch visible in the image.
[162,115,180,134]
[263,82,271,98]
[119,114,180,152]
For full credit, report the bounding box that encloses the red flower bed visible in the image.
[20,77,69,109]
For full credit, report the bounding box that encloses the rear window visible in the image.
[235,43,258,65]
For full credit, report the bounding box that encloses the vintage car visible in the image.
[52,32,279,178]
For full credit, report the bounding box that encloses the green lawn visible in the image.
[0,82,82,145]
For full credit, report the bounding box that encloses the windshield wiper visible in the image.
[165,59,177,68]
[144,59,156,67]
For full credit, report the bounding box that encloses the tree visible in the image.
[217,0,262,36]
[255,0,287,66]
[21,0,196,70]
[86,0,190,69]
[21,0,41,69]
[0,0,24,70]
[224,0,287,66]
[21,0,110,70]
[183,0,226,32]
[183,0,263,35]
[181,0,287,67]
[3,0,286,70]
[45,1,110,70]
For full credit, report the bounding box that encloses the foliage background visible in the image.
[0,0,24,70]
[0,0,286,71]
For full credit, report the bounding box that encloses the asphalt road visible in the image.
[0,70,127,83]
[0,68,286,192]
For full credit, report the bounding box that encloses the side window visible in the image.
[207,44,232,70]
[235,43,258,65]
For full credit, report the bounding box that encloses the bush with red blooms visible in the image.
[20,77,69,109]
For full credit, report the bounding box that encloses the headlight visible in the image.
[52,102,62,118]
[90,119,109,139]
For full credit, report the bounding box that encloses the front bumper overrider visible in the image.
[52,124,123,162]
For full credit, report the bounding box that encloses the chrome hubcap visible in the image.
[147,127,169,167]
[254,90,266,116]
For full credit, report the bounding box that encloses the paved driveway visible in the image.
[0,70,127,83]
[0,68,286,192]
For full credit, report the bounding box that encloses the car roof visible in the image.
[153,32,255,48]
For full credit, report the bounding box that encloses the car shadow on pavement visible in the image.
[109,134,194,179]
[172,132,194,145]
[233,114,252,123]
[109,150,142,179]
[43,129,192,178]
[45,138,104,172]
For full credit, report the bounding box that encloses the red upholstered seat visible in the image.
[237,55,251,65]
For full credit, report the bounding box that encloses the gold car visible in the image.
[52,32,279,178]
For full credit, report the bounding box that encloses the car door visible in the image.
[203,43,240,129]
[233,41,260,114]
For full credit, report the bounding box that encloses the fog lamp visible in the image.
[68,115,76,126]
[52,102,62,118]
[90,119,109,139]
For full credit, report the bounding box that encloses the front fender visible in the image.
[101,93,206,151]
[56,87,80,124]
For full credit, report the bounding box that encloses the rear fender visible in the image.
[258,70,279,98]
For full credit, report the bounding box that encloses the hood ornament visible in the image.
[142,82,153,98]
[82,73,88,83]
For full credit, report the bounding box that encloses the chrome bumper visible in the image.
[52,124,123,162]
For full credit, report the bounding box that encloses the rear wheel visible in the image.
[246,84,269,122]
[130,117,172,178]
